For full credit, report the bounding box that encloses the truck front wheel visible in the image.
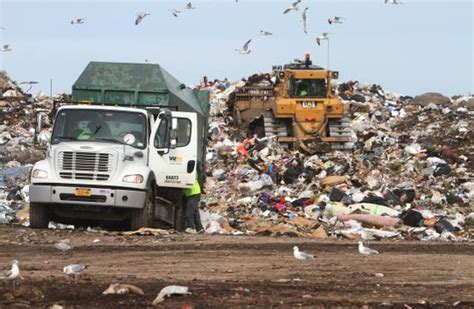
[29,203,49,229]
[130,187,155,230]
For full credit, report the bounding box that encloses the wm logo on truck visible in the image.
[169,156,183,162]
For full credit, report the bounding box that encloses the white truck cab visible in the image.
[29,104,199,230]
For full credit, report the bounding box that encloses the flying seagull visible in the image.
[358,241,379,256]
[385,0,402,4]
[283,0,302,14]
[260,30,272,36]
[135,12,151,25]
[55,239,72,255]
[235,39,251,54]
[70,18,84,25]
[1,260,20,291]
[185,2,196,9]
[171,9,182,17]
[64,263,87,283]
[1,44,11,52]
[328,16,344,24]
[293,246,314,260]
[316,32,329,46]
[19,80,38,92]
[301,7,309,34]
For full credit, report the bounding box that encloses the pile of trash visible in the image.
[200,76,474,241]
[0,69,473,242]
[0,71,57,223]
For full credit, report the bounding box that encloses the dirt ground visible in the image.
[0,225,473,308]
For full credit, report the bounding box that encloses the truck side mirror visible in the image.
[170,118,178,150]
[34,112,44,146]
[34,112,50,149]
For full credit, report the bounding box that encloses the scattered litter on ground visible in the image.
[152,285,190,305]
[102,283,145,296]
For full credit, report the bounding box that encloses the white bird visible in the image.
[1,44,12,52]
[358,241,379,256]
[70,18,84,25]
[135,11,151,25]
[260,30,272,36]
[55,239,72,255]
[283,0,302,14]
[1,260,20,290]
[63,263,87,283]
[316,32,329,46]
[328,16,344,24]
[0,26,6,30]
[235,39,251,54]
[300,7,309,34]
[185,2,196,9]
[170,9,181,17]
[385,0,402,4]
[293,246,314,260]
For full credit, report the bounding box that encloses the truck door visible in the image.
[149,111,197,189]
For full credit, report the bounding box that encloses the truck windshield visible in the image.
[51,109,147,149]
[292,79,327,98]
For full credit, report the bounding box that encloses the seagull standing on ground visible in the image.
[260,30,272,36]
[64,264,87,283]
[301,7,309,34]
[55,239,72,255]
[316,32,329,46]
[135,12,151,25]
[358,241,379,256]
[1,260,20,290]
[70,18,84,25]
[235,39,251,54]
[185,2,196,9]
[283,0,302,14]
[328,16,344,24]
[293,246,314,260]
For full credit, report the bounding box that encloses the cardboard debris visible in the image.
[120,227,170,236]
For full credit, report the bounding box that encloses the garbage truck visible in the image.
[229,54,353,153]
[29,62,209,230]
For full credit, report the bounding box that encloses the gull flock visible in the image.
[0,0,403,56]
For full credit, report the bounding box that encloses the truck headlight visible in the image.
[123,174,144,183]
[32,169,48,179]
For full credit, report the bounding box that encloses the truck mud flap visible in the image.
[154,196,174,225]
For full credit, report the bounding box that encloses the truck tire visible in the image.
[130,187,155,230]
[29,203,49,229]
[174,197,185,232]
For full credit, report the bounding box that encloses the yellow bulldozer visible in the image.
[230,54,353,153]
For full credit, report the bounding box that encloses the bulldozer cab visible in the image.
[290,78,327,98]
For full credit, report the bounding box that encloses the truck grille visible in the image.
[58,151,113,181]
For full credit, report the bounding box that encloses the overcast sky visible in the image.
[0,0,472,96]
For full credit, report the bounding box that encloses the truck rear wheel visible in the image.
[130,187,155,230]
[29,203,49,229]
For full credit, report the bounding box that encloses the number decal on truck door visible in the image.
[149,112,197,189]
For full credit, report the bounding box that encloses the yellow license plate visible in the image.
[75,188,91,197]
